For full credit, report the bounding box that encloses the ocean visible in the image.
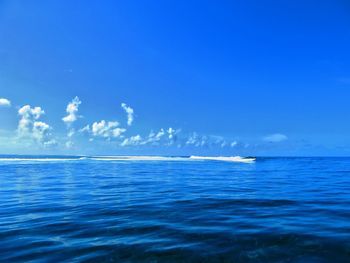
[0,156,349,262]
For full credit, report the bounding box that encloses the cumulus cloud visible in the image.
[32,121,50,141]
[185,132,240,149]
[166,127,181,145]
[18,105,45,135]
[81,120,126,139]
[212,136,227,148]
[141,129,165,145]
[79,125,90,133]
[167,127,178,140]
[5,97,252,152]
[220,141,227,148]
[65,141,74,148]
[186,132,208,147]
[43,139,58,147]
[121,135,142,146]
[62,96,81,125]
[121,103,134,126]
[230,141,238,147]
[62,97,82,147]
[17,105,55,147]
[156,129,166,140]
[0,98,11,107]
[136,127,180,146]
[263,133,288,143]
[92,120,126,138]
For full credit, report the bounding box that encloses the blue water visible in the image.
[0,156,350,262]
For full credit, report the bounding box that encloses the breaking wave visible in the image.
[0,156,86,163]
[189,156,256,163]
[89,156,188,161]
[0,155,255,163]
[91,156,255,163]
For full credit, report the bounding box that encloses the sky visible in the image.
[1,0,350,156]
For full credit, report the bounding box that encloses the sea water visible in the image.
[0,156,349,262]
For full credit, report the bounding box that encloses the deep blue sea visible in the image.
[1,156,350,262]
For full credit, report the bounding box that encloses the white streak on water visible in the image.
[0,156,255,163]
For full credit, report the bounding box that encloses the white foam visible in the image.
[90,156,188,161]
[91,155,255,163]
[189,156,256,163]
[0,157,84,162]
[0,156,255,163]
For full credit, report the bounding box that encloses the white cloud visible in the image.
[113,128,126,137]
[32,121,50,141]
[79,125,90,133]
[17,105,55,147]
[230,141,238,147]
[186,132,207,147]
[62,96,81,125]
[263,133,288,143]
[65,141,74,148]
[18,105,44,118]
[68,130,75,138]
[185,133,241,149]
[92,120,126,138]
[167,127,178,140]
[121,103,134,126]
[166,127,180,145]
[18,105,45,135]
[43,139,58,147]
[92,120,117,136]
[121,135,142,146]
[220,141,227,148]
[138,129,164,145]
[156,129,165,139]
[138,127,180,146]
[82,120,126,139]
[5,97,257,152]
[0,98,11,107]
[62,97,82,146]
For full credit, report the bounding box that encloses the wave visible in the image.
[89,156,188,161]
[0,157,86,162]
[0,155,255,163]
[189,156,256,163]
[91,155,255,163]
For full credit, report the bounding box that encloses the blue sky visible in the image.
[1,0,350,156]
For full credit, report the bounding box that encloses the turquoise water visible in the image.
[0,156,350,262]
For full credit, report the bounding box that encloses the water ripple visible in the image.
[0,157,350,262]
